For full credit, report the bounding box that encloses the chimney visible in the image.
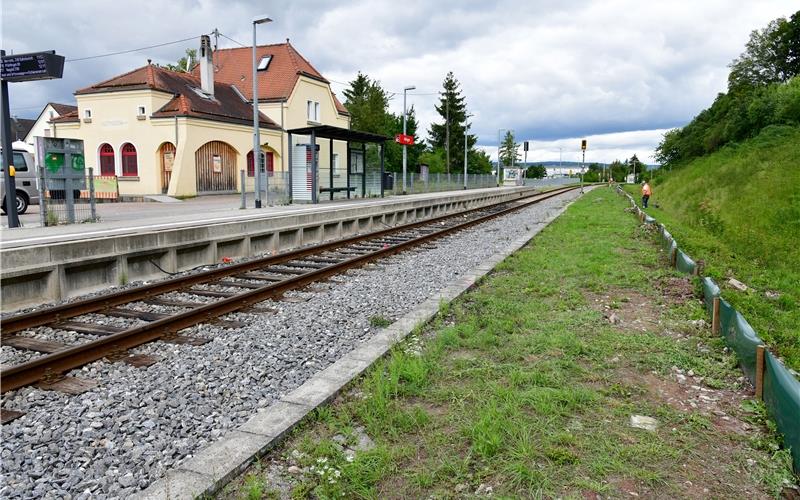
[199,34,214,97]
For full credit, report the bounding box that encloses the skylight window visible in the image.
[257,55,272,71]
[190,86,213,100]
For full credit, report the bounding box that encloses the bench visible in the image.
[319,186,357,199]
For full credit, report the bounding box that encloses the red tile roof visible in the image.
[50,110,79,123]
[49,102,77,116]
[196,41,349,115]
[71,65,279,128]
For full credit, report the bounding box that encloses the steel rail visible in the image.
[0,189,556,335]
[0,186,578,393]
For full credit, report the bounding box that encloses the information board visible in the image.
[1,51,65,82]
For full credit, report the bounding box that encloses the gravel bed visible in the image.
[123,301,190,315]
[1,346,43,366]
[0,190,581,499]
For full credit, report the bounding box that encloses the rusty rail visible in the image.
[1,186,579,393]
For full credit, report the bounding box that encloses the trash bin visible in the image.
[382,172,394,190]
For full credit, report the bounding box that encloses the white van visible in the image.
[1,150,39,214]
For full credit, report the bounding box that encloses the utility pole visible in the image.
[463,113,473,190]
[402,85,415,194]
[252,15,273,208]
[445,96,450,175]
[497,128,506,187]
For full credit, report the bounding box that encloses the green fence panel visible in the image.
[718,299,763,383]
[763,352,800,472]
[701,277,720,316]
[675,249,697,274]
[661,231,674,254]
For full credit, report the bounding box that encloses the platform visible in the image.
[0,187,535,312]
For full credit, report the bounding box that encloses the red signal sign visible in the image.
[395,134,414,145]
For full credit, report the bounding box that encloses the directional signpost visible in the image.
[1,50,65,228]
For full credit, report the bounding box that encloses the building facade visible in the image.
[48,36,350,198]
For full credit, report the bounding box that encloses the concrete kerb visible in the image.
[134,188,586,500]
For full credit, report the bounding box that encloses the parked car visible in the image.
[1,149,39,215]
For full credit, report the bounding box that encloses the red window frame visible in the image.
[121,143,138,177]
[247,150,275,177]
[99,143,115,176]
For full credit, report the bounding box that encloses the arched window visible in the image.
[121,143,138,177]
[99,143,115,176]
[247,150,274,177]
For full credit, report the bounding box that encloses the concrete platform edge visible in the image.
[133,191,582,500]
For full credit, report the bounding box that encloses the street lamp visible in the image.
[497,128,507,187]
[252,14,272,208]
[402,85,415,194]
[463,113,473,190]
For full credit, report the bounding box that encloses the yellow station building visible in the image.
[50,36,351,198]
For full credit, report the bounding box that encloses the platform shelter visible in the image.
[287,125,389,203]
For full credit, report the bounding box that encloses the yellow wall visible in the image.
[167,118,281,197]
[54,89,280,197]
[52,73,350,198]
[264,76,350,187]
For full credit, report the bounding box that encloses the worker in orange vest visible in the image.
[641,181,652,208]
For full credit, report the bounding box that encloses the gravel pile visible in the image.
[0,190,581,499]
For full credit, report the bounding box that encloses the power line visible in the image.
[218,33,246,47]
[66,34,204,62]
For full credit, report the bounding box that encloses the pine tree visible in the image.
[428,72,475,174]
[342,73,390,134]
[498,130,520,167]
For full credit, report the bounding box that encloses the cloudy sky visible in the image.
[3,0,797,163]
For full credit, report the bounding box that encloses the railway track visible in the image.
[0,185,579,421]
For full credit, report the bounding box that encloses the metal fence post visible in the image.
[37,164,47,227]
[88,167,97,221]
[410,172,415,194]
[240,170,246,209]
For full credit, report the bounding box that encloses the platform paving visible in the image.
[132,188,587,500]
[0,188,507,248]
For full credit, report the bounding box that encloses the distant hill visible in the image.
[496,161,659,169]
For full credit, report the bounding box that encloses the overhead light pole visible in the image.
[252,14,272,208]
[463,113,473,190]
[497,128,506,187]
[402,85,415,194]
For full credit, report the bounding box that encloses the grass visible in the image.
[219,187,796,499]
[625,125,800,370]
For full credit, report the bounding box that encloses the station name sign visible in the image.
[395,133,414,145]
[1,51,65,82]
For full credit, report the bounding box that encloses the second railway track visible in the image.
[0,186,579,413]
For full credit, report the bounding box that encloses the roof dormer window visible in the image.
[190,86,214,100]
[257,55,272,71]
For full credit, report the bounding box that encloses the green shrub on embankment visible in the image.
[627,125,800,371]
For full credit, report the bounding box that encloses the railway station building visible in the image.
[48,36,354,199]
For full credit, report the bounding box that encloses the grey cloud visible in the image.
[4,0,797,162]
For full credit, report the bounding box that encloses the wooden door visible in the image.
[195,141,237,193]
[159,143,176,194]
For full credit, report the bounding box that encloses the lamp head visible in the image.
[404,86,416,91]
[253,15,273,24]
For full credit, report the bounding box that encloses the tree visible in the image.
[384,105,425,172]
[468,149,494,174]
[525,165,547,178]
[343,72,390,133]
[428,72,475,174]
[165,49,197,73]
[728,12,800,90]
[498,130,520,167]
